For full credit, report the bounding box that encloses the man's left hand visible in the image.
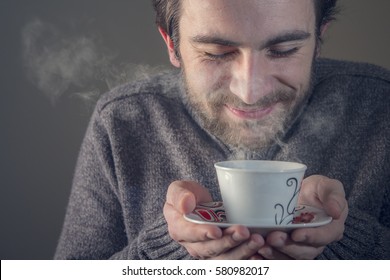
[257,175,348,259]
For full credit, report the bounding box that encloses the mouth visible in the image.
[225,104,276,120]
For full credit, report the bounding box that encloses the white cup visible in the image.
[214,160,307,225]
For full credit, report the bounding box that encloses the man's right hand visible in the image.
[163,180,265,259]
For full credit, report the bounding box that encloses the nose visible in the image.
[229,51,273,104]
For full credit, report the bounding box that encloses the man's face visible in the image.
[175,0,317,150]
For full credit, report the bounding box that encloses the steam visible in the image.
[20,19,340,163]
[21,18,164,105]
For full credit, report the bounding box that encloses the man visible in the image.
[55,0,389,259]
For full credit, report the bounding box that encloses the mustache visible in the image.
[208,89,296,109]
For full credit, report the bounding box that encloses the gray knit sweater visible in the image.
[55,59,390,260]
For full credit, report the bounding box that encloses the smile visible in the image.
[225,104,276,120]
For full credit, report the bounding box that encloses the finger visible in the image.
[291,205,347,246]
[166,181,213,214]
[183,225,251,259]
[299,175,347,219]
[259,244,324,260]
[258,245,292,260]
[213,233,265,260]
[315,178,346,219]
[249,253,265,260]
[187,231,264,260]
[163,202,222,242]
[261,233,292,259]
[264,232,325,259]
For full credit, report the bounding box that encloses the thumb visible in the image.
[166,180,213,214]
[300,175,346,219]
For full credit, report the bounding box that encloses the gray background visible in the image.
[0,0,389,260]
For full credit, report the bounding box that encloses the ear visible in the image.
[316,22,331,57]
[158,27,181,68]
[320,22,330,37]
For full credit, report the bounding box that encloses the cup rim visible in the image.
[214,160,307,173]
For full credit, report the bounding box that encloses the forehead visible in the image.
[179,0,316,41]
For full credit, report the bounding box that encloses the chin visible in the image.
[222,132,276,151]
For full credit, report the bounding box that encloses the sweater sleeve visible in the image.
[54,107,191,260]
[110,216,193,260]
[317,206,390,259]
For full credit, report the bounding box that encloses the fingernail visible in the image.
[258,246,272,258]
[275,236,286,247]
[293,233,307,242]
[248,235,263,249]
[232,231,244,241]
[273,235,286,247]
[248,240,259,250]
[206,229,222,240]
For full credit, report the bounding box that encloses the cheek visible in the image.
[273,58,313,90]
[186,61,230,93]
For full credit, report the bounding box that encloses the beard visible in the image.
[181,66,314,152]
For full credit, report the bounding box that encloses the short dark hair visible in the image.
[152,0,182,57]
[152,0,339,56]
[314,0,339,40]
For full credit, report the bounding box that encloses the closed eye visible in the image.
[204,50,238,61]
[268,47,299,58]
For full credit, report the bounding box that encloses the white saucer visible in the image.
[184,202,332,236]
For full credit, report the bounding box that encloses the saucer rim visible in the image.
[183,203,332,229]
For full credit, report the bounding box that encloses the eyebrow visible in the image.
[191,35,240,47]
[264,30,311,48]
[190,30,312,49]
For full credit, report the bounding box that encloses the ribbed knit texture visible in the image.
[55,59,390,259]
